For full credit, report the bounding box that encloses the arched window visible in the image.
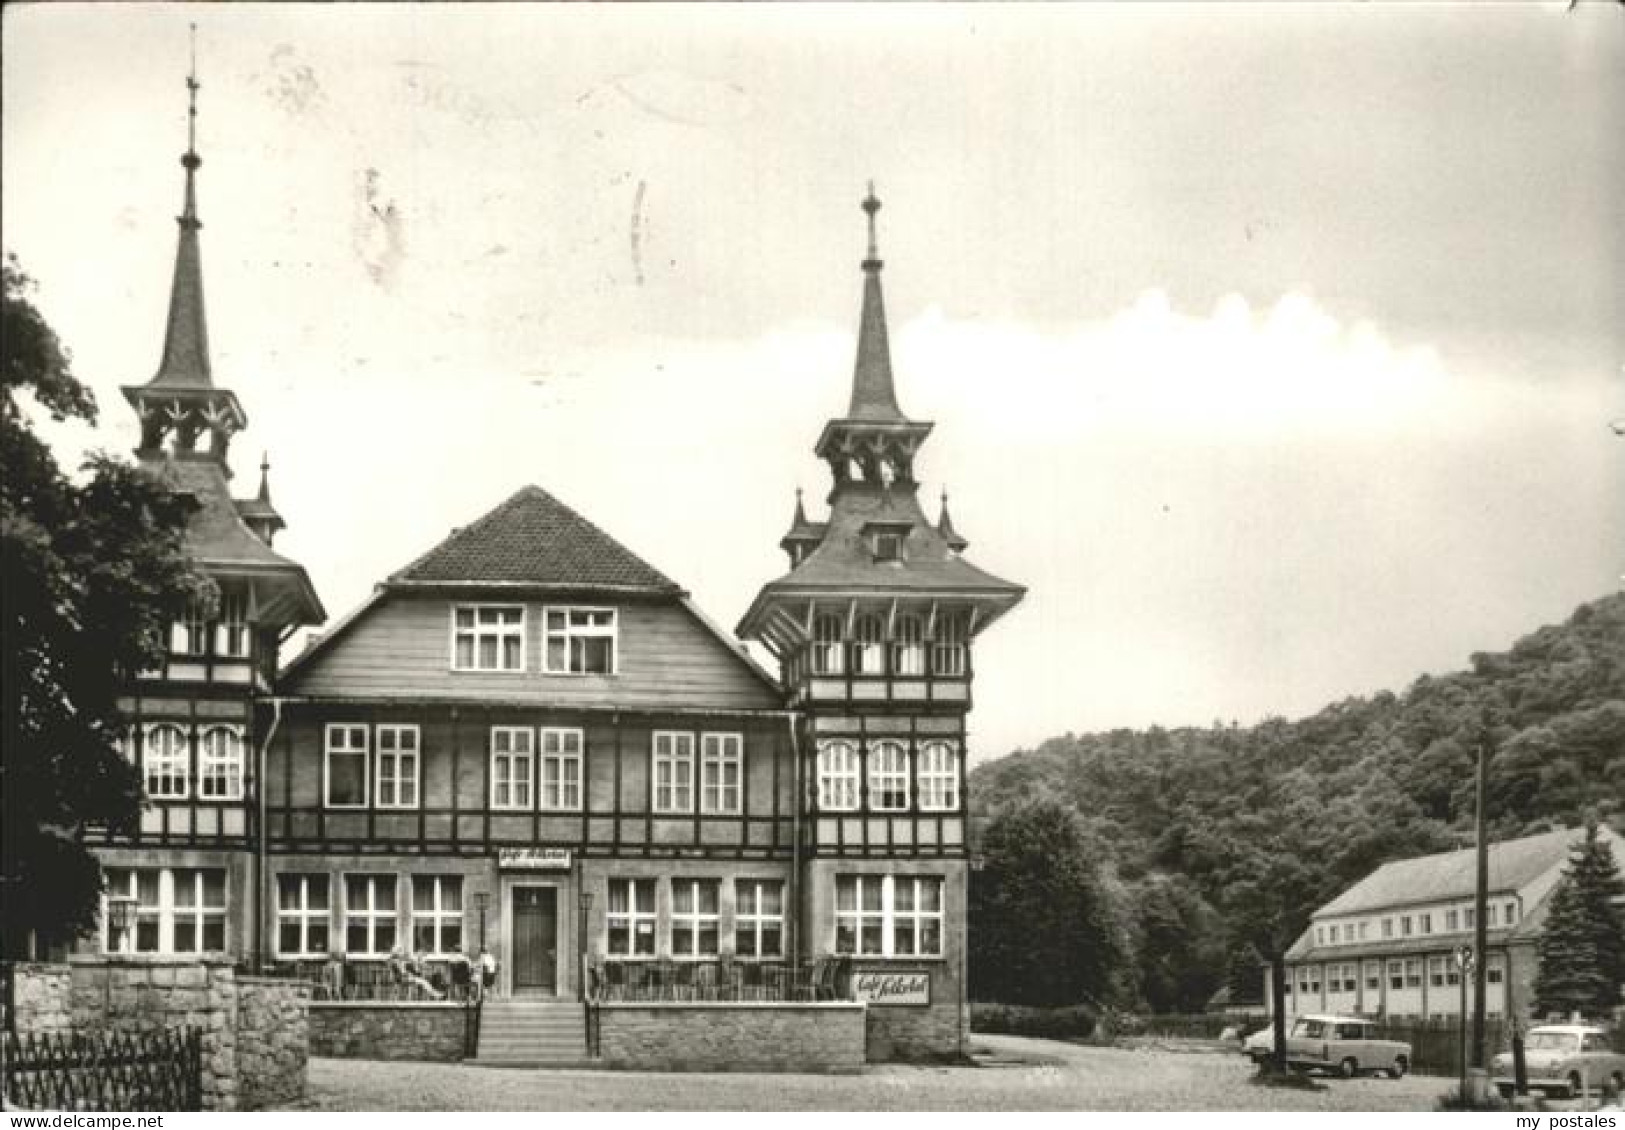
[853,614,885,675]
[198,726,244,800]
[867,740,909,811]
[932,613,966,677]
[811,614,845,675]
[892,615,925,676]
[144,724,190,799]
[817,740,859,811]
[917,741,959,811]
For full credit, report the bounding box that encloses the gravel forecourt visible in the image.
[299,1034,1456,1111]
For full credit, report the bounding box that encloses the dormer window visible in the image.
[863,522,911,563]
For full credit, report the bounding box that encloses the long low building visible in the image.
[1269,825,1624,1023]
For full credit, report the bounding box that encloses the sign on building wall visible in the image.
[852,971,931,1006]
[497,848,572,870]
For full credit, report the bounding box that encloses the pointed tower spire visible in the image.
[779,487,826,566]
[153,23,212,389]
[847,182,905,422]
[937,489,968,554]
[257,451,274,504]
[238,450,286,545]
[123,27,245,464]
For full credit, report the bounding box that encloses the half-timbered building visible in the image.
[85,64,1022,1064]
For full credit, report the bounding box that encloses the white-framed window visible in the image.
[344,873,398,957]
[451,604,524,672]
[376,725,420,809]
[811,613,844,675]
[104,868,226,955]
[539,727,583,811]
[932,614,966,677]
[1404,959,1422,988]
[734,879,784,959]
[853,615,885,675]
[213,591,250,658]
[143,723,190,799]
[1446,908,1459,931]
[172,869,227,953]
[700,733,742,815]
[410,875,463,955]
[276,873,330,958]
[867,740,910,811]
[1388,960,1404,991]
[670,878,720,958]
[606,878,656,957]
[1430,956,1447,988]
[917,741,958,811]
[490,727,535,810]
[1487,955,1505,985]
[835,874,944,958]
[1504,900,1517,924]
[1364,960,1381,991]
[170,601,208,656]
[325,724,368,808]
[103,868,163,953]
[817,739,859,811]
[653,731,695,813]
[892,615,925,676]
[543,607,616,675]
[198,725,244,800]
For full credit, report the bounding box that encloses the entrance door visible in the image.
[512,887,558,994]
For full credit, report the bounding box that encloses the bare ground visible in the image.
[298,1034,1456,1111]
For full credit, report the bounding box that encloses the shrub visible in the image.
[970,1001,1097,1041]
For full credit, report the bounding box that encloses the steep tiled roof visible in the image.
[390,485,681,593]
[1314,827,1592,918]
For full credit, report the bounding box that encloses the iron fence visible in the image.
[2,1027,202,1112]
[590,957,851,1003]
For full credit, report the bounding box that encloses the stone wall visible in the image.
[595,1002,865,1072]
[236,975,310,1110]
[4,959,308,1111]
[7,963,72,1034]
[307,1002,470,1062]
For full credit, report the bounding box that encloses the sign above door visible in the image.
[498,847,572,870]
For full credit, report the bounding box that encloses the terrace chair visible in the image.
[653,958,678,1001]
[692,962,719,1002]
[623,961,649,1002]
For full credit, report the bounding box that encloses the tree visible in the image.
[1532,821,1625,1019]
[1,254,209,956]
[969,799,1126,1008]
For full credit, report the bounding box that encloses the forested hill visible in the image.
[970,589,1625,909]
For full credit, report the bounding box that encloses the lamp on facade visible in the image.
[577,889,594,1004]
[1454,944,1476,1099]
[107,895,138,954]
[475,891,490,951]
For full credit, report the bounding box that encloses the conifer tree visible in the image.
[1532,822,1625,1018]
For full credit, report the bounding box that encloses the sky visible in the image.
[4,3,1622,763]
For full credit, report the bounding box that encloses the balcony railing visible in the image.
[589,956,852,1003]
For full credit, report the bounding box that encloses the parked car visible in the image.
[1246,1014,1411,1078]
[1491,1025,1625,1100]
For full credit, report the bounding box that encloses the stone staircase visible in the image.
[471,998,591,1067]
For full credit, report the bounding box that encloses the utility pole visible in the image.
[1472,739,1490,1070]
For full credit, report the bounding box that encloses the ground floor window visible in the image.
[411,875,464,955]
[834,874,943,957]
[607,878,656,957]
[670,879,720,958]
[277,873,330,957]
[734,880,784,959]
[345,873,397,956]
[104,867,226,955]
[1388,961,1403,991]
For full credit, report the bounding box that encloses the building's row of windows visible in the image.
[451,605,616,675]
[125,723,246,801]
[1317,900,1521,947]
[276,873,464,958]
[1286,955,1505,998]
[324,724,747,814]
[807,613,966,678]
[103,867,227,954]
[168,594,251,659]
[815,739,960,812]
[604,878,785,959]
